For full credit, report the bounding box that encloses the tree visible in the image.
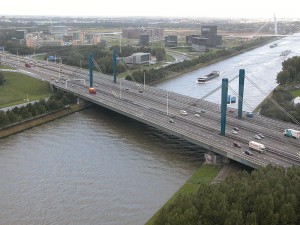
[0,111,9,127]
[0,71,4,85]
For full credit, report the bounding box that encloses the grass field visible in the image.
[291,89,300,97]
[0,71,52,108]
[145,164,221,225]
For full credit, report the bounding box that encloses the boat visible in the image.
[280,50,291,56]
[197,71,220,83]
[270,43,278,48]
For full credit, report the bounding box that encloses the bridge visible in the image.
[1,52,300,169]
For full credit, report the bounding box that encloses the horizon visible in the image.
[0,0,299,20]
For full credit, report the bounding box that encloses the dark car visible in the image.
[244,150,253,156]
[233,141,241,148]
[233,127,239,131]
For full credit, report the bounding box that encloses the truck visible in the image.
[88,87,96,95]
[25,63,31,68]
[249,141,265,153]
[283,129,300,139]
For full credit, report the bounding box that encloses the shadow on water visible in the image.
[90,105,206,163]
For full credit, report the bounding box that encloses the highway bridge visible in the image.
[1,53,300,169]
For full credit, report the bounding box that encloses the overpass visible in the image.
[1,53,300,169]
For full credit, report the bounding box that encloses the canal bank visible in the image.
[145,160,248,225]
[145,164,221,225]
[149,37,281,85]
[0,103,89,139]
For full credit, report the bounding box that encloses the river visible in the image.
[1,34,300,225]
[0,107,204,225]
[155,34,300,111]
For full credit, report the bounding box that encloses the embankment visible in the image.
[0,104,89,139]
[145,164,221,225]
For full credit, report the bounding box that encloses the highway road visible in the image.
[1,52,300,168]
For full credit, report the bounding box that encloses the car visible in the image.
[228,108,235,113]
[139,89,143,93]
[244,150,253,156]
[194,113,200,117]
[125,88,130,91]
[233,141,241,148]
[233,127,239,131]
[169,114,176,119]
[180,110,187,115]
[201,110,206,113]
[169,119,174,123]
[254,135,261,140]
[231,130,238,135]
[258,133,265,138]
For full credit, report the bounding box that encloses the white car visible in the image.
[194,113,200,117]
[231,130,238,135]
[180,110,187,115]
[254,135,261,140]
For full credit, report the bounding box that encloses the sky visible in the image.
[0,0,299,19]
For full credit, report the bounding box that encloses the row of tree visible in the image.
[0,91,77,128]
[260,88,300,122]
[260,56,300,123]
[154,165,300,225]
[276,56,300,85]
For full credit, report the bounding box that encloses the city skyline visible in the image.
[0,0,299,19]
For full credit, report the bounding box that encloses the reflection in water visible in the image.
[0,107,204,225]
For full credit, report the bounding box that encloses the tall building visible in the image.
[16,30,27,40]
[165,35,177,47]
[140,34,150,46]
[201,25,222,47]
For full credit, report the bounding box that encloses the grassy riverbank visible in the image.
[0,71,52,108]
[0,104,88,139]
[145,164,221,225]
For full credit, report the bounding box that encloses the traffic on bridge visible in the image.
[1,52,300,169]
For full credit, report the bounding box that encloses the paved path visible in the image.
[212,163,242,184]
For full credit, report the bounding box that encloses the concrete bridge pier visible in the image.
[204,151,230,165]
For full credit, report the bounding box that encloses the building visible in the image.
[36,40,64,47]
[165,35,177,47]
[186,26,222,51]
[201,25,222,47]
[16,30,27,40]
[123,52,150,65]
[122,28,164,39]
[186,35,207,52]
[140,34,149,46]
[25,34,37,48]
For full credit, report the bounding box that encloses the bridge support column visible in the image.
[204,152,230,165]
[89,53,94,88]
[238,69,245,119]
[113,48,117,84]
[220,78,228,136]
